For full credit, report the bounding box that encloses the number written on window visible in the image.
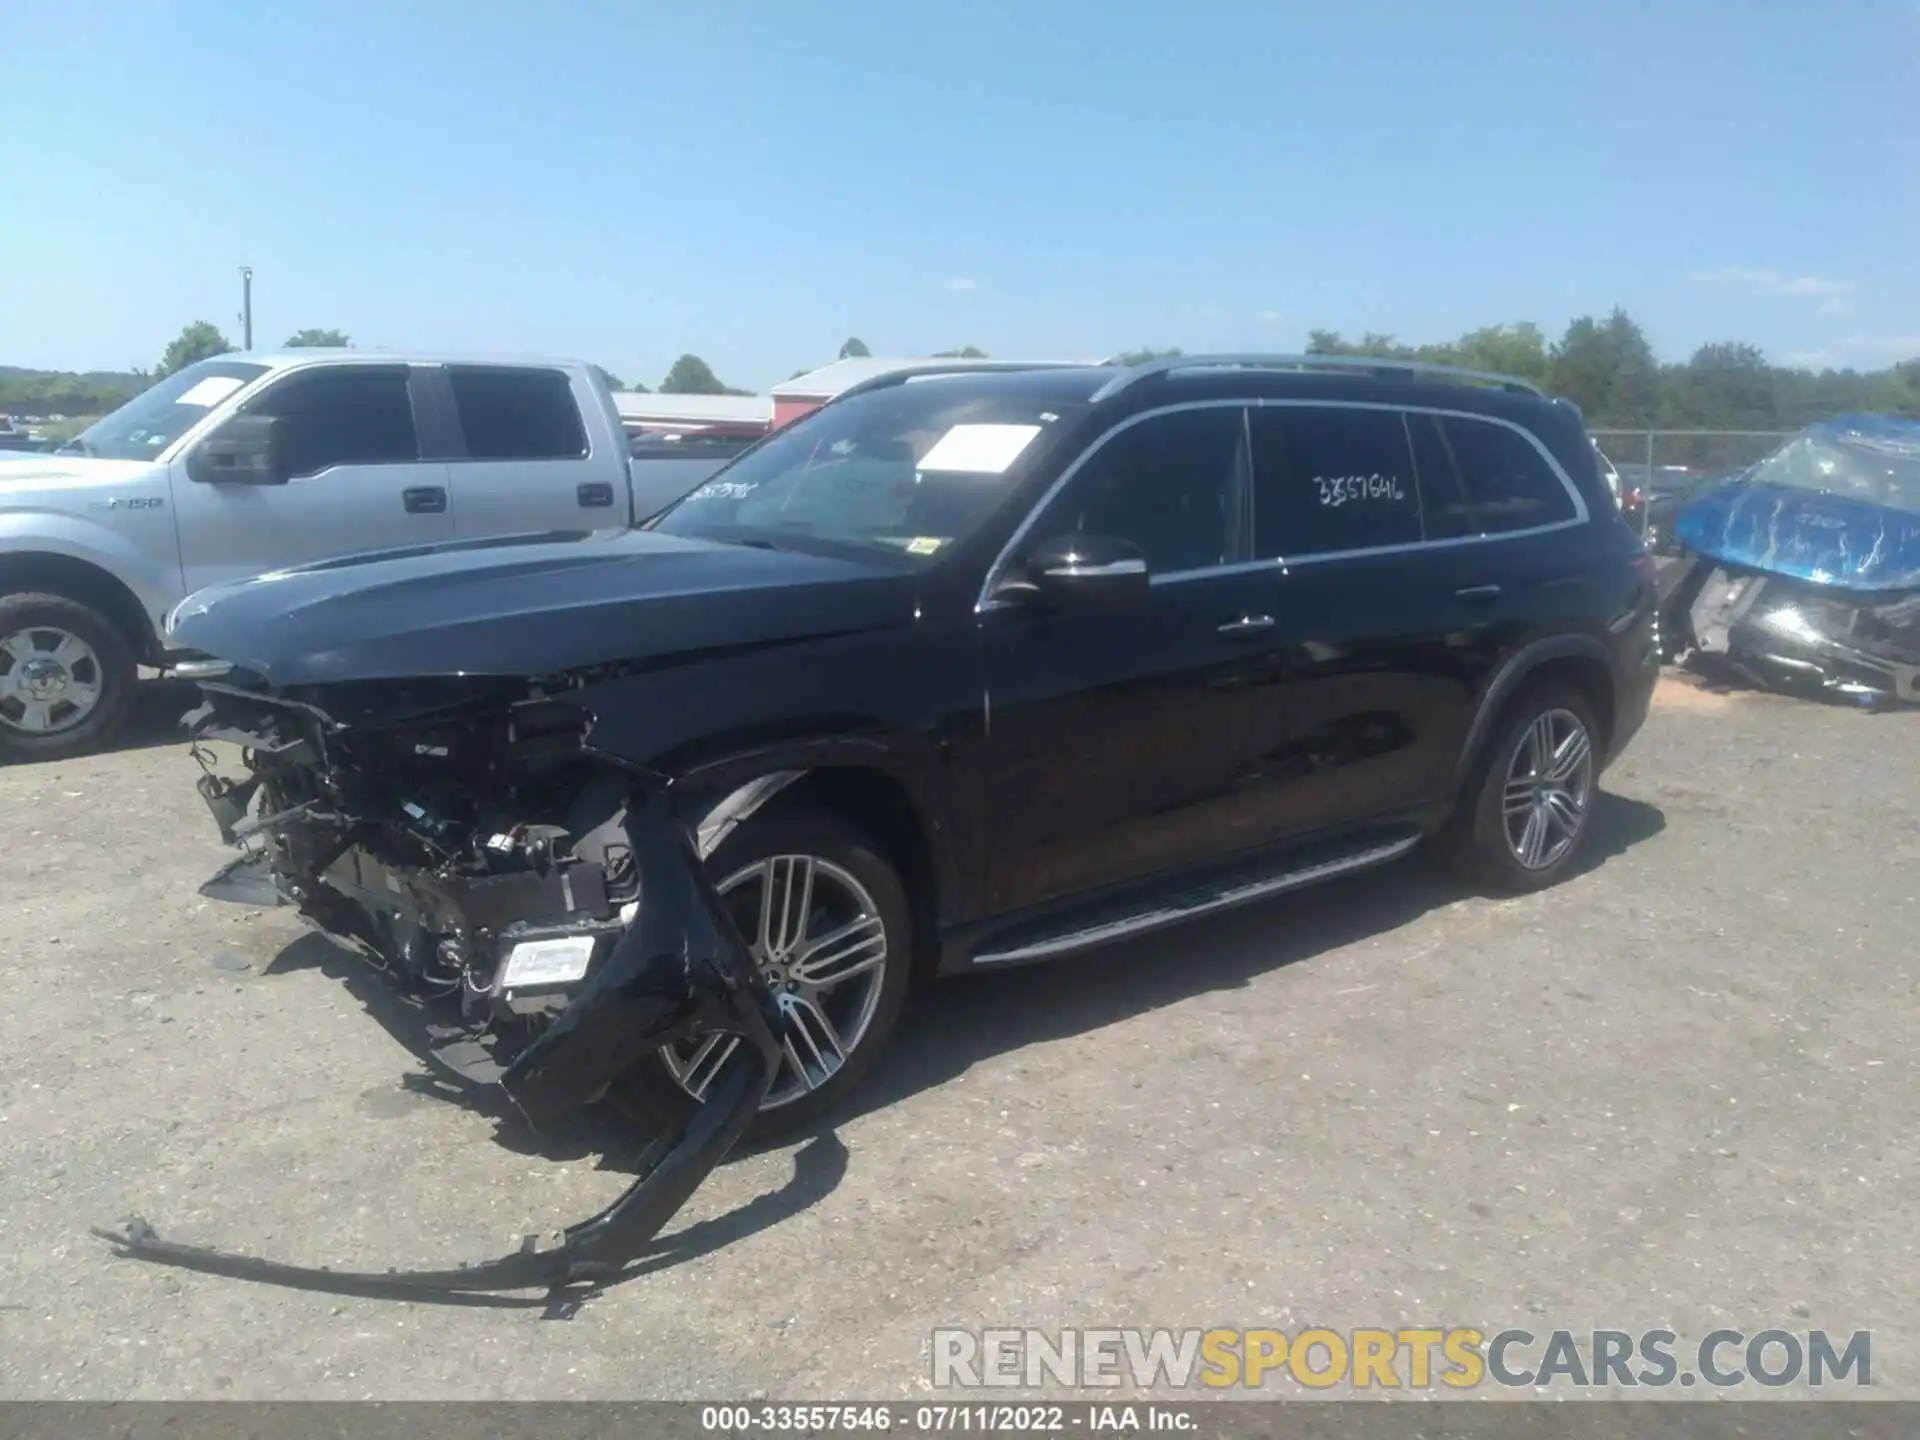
[1250,407,1421,557]
[1314,472,1407,507]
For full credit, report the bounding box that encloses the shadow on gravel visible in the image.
[209,791,1661,1304]
[0,674,201,767]
[823,789,1667,1139]
[264,792,1667,1160]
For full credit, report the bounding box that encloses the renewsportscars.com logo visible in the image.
[931,1327,1872,1391]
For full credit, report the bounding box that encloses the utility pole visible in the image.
[238,265,254,350]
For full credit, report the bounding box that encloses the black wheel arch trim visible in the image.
[1454,633,1617,790]
[655,736,968,929]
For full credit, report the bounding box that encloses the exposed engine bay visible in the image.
[186,679,639,1025]
[93,672,791,1300]
[1662,559,1920,706]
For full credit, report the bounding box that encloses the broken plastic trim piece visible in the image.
[90,1045,772,1296]
[93,791,786,1297]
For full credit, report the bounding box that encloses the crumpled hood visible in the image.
[1674,480,1920,592]
[166,527,921,685]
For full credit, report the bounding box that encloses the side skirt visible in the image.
[940,825,1426,974]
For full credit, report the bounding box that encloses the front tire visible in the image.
[1441,683,1602,894]
[0,592,139,763]
[610,806,916,1144]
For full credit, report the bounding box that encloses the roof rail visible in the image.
[1086,352,1546,404]
[827,360,1099,406]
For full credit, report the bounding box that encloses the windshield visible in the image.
[650,379,1084,560]
[61,358,270,461]
[1744,420,1920,515]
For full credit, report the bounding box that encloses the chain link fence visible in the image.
[1589,428,1791,481]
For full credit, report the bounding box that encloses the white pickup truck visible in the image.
[0,349,736,760]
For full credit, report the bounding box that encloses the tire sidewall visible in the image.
[1466,684,1602,893]
[611,805,916,1144]
[0,593,138,762]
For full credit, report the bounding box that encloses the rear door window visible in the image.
[447,366,589,460]
[1247,405,1423,558]
[1421,413,1579,534]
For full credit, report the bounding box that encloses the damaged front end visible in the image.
[94,671,788,1296]
[1658,415,1920,705]
[1662,560,1920,705]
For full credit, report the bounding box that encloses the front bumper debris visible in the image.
[1662,556,1920,704]
[92,793,788,1298]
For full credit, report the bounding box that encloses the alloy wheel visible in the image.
[660,853,890,1110]
[0,627,105,736]
[1502,708,1594,870]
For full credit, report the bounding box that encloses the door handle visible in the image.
[1454,584,1502,602]
[1217,615,1276,637]
[402,485,448,514]
[576,481,615,508]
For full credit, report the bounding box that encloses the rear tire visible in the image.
[609,806,916,1145]
[0,592,139,763]
[1438,683,1602,894]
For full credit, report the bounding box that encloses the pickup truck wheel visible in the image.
[1440,683,1601,895]
[0,593,138,763]
[608,807,915,1145]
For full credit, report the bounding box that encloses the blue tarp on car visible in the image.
[1674,414,1920,592]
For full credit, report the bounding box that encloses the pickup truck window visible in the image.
[239,364,420,477]
[447,366,589,461]
[61,358,269,461]
[652,379,1078,561]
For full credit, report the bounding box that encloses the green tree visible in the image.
[1547,308,1658,425]
[1306,331,1419,359]
[284,328,350,348]
[838,337,871,359]
[1670,342,1775,430]
[157,322,234,378]
[933,346,988,358]
[1111,347,1181,365]
[1448,323,1552,388]
[591,364,632,392]
[660,353,730,395]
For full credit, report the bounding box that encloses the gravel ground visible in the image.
[0,670,1914,1401]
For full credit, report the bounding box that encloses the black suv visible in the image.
[150,354,1659,1283]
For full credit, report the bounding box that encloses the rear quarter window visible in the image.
[1410,413,1579,536]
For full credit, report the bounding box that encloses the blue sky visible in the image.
[5,0,1916,389]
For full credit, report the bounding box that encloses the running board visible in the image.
[971,834,1422,967]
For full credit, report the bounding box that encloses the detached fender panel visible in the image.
[500,791,778,1126]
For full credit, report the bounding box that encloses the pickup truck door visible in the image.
[425,365,633,537]
[168,362,454,593]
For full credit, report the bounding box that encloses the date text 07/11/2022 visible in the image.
[699,1403,1197,1432]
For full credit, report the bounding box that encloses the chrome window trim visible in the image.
[975,397,1591,611]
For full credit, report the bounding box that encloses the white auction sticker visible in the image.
[916,423,1043,475]
[174,375,249,408]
